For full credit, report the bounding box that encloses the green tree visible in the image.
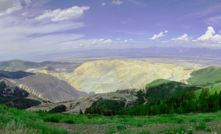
[80,109,83,114]
[177,106,184,114]
[169,106,175,114]
[199,88,209,99]
[136,90,145,105]
[187,90,196,100]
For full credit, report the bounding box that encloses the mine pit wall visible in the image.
[18,84,49,102]
[7,79,50,102]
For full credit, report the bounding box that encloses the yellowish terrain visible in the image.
[26,60,205,94]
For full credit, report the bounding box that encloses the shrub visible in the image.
[48,105,66,113]
[43,116,60,123]
[135,122,143,127]
[116,125,127,131]
[176,118,185,124]
[63,120,75,124]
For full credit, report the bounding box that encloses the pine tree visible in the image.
[136,90,145,105]
[169,106,175,114]
[111,109,115,116]
[199,88,210,99]
[219,91,221,96]
[80,109,83,114]
[187,90,196,100]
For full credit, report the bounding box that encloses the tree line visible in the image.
[84,88,221,116]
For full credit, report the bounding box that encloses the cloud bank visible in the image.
[36,6,90,22]
[149,30,168,40]
[197,26,221,44]
[171,34,191,42]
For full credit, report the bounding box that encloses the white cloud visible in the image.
[149,31,167,40]
[102,39,113,44]
[111,0,123,5]
[36,6,90,22]
[196,26,221,44]
[0,0,22,16]
[102,3,106,6]
[171,34,191,42]
[91,39,113,45]
[124,40,128,43]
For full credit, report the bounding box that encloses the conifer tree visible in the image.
[136,90,145,105]
[80,109,83,114]
[200,88,209,99]
[187,90,196,100]
[169,106,175,114]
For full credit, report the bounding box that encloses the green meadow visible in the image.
[1,104,221,134]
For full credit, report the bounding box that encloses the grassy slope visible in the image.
[1,105,221,133]
[187,66,221,86]
[145,79,200,101]
[144,67,221,100]
[195,82,221,98]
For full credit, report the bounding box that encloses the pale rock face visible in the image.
[26,60,204,94]
[9,73,87,103]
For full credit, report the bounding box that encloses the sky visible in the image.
[1,0,221,61]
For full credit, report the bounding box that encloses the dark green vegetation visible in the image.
[48,105,67,113]
[145,79,200,101]
[84,98,125,116]
[187,66,221,86]
[85,79,201,116]
[0,81,41,109]
[6,98,41,109]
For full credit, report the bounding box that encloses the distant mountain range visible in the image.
[0,60,71,72]
[0,71,34,79]
[30,46,221,61]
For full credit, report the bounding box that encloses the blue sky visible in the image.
[0,0,221,60]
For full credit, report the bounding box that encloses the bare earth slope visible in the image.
[27,60,205,94]
[9,73,88,103]
[26,89,137,114]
